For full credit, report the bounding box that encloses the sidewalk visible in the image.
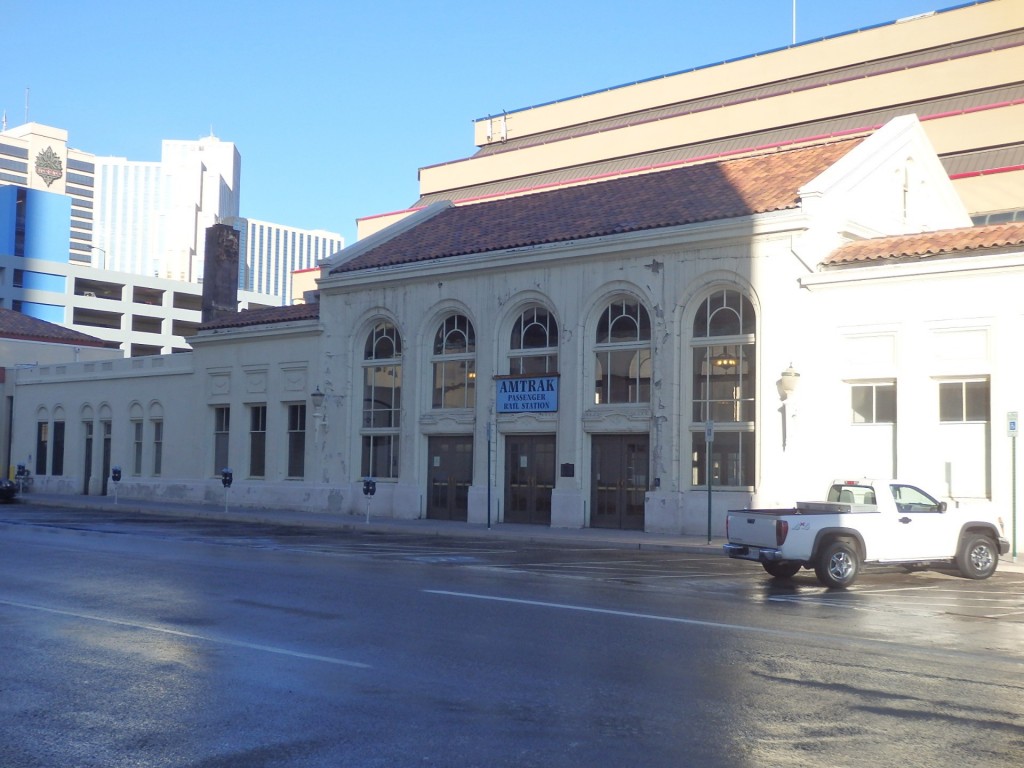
[16,491,1024,573]
[19,491,729,556]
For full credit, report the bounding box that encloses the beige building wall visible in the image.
[385,0,1023,233]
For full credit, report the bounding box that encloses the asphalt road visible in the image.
[1,505,1022,767]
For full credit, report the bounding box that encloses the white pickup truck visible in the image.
[723,479,1009,588]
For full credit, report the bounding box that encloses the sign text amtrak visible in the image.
[496,376,559,413]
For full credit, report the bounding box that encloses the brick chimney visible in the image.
[201,223,240,324]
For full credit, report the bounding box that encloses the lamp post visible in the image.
[91,246,107,271]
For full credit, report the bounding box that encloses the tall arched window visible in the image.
[432,314,476,409]
[691,289,755,488]
[594,298,651,404]
[510,306,558,375]
[361,321,402,478]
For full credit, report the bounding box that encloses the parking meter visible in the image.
[16,464,26,478]
[362,477,376,497]
[111,465,122,482]
[221,468,233,488]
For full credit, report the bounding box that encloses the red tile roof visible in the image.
[197,302,320,331]
[823,222,1024,265]
[0,308,116,348]
[332,139,862,274]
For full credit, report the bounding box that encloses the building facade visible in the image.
[8,117,1024,557]
[5,4,1024,559]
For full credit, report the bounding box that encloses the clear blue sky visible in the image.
[5,0,954,245]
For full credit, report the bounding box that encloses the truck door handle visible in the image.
[898,516,912,524]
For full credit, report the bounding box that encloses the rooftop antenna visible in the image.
[792,0,797,45]
[24,87,29,123]
[2,110,6,132]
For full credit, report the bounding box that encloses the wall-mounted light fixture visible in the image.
[779,363,800,399]
[311,386,328,432]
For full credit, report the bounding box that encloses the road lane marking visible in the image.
[0,598,371,669]
[425,589,820,638]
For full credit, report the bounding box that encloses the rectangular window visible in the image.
[152,420,163,476]
[287,404,305,478]
[363,365,402,428]
[213,406,230,474]
[52,421,65,476]
[691,345,754,422]
[939,380,990,422]
[35,422,48,476]
[361,435,399,479]
[691,431,753,488]
[249,405,267,478]
[937,378,990,498]
[132,421,143,475]
[851,382,896,424]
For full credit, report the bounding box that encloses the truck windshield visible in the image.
[827,484,876,504]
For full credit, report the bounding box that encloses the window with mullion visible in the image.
[510,307,558,375]
[432,314,476,409]
[594,299,651,404]
[361,321,403,479]
[690,289,756,489]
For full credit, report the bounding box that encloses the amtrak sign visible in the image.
[496,375,559,413]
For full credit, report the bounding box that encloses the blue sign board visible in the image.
[496,376,559,413]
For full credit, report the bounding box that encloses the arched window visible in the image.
[361,321,402,478]
[510,307,559,375]
[594,298,651,404]
[432,314,476,409]
[691,289,755,488]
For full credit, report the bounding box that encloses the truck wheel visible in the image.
[815,540,860,589]
[956,534,998,580]
[762,561,802,579]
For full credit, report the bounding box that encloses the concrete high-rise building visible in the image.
[224,217,343,305]
[1,123,342,354]
[0,123,96,264]
[93,135,241,282]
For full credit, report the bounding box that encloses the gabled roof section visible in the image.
[333,139,862,275]
[197,302,320,331]
[0,308,115,348]
[823,222,1024,266]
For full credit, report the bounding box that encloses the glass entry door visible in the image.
[504,434,555,525]
[426,436,473,521]
[590,434,649,530]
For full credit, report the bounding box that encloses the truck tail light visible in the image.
[776,520,789,546]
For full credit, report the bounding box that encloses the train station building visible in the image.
[5,1,1024,551]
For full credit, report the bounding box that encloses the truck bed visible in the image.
[734,502,879,515]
